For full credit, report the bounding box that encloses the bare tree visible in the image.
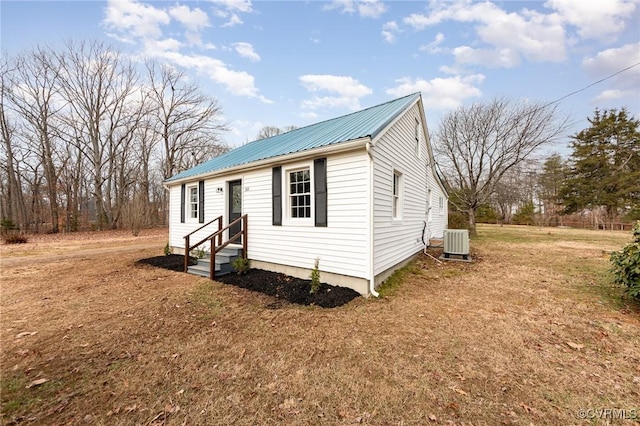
[255,125,297,140]
[434,98,568,235]
[145,61,228,180]
[6,47,66,232]
[0,59,30,231]
[55,40,139,230]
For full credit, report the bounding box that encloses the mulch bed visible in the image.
[136,255,360,308]
[136,254,197,272]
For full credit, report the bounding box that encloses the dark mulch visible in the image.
[136,255,360,308]
[217,269,360,308]
[135,254,197,272]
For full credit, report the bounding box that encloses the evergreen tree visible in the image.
[537,154,567,225]
[561,108,640,224]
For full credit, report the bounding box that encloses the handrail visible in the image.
[183,214,248,280]
[185,216,222,239]
[210,214,248,280]
[184,216,223,273]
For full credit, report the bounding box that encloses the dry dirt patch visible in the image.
[1,225,639,425]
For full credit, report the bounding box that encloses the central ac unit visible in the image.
[442,229,470,260]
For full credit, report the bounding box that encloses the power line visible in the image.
[541,61,640,109]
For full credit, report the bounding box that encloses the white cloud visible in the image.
[102,0,268,102]
[158,50,271,103]
[545,0,636,40]
[299,74,373,111]
[233,42,260,62]
[210,0,253,27]
[143,38,184,55]
[583,42,640,77]
[324,0,387,18]
[592,89,627,103]
[221,13,243,27]
[299,111,319,119]
[419,32,445,54]
[386,74,484,110]
[358,0,387,18]
[453,46,520,68]
[381,21,400,44]
[169,5,209,30]
[582,42,640,102]
[103,0,170,41]
[403,0,567,67]
[210,0,253,14]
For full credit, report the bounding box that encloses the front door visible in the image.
[228,180,242,243]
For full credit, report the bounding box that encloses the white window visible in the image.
[393,170,402,220]
[188,186,198,219]
[439,196,444,213]
[289,168,311,219]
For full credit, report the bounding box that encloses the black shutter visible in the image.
[314,158,327,227]
[180,184,186,223]
[272,167,282,226]
[198,180,205,223]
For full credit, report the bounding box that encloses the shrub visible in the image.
[1,219,17,232]
[310,257,321,294]
[164,242,171,256]
[232,257,250,275]
[191,246,208,259]
[2,233,28,244]
[512,202,535,225]
[610,220,640,299]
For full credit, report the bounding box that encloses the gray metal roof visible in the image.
[165,92,420,183]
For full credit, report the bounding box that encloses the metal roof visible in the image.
[165,92,420,183]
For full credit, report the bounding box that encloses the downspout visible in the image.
[366,141,379,297]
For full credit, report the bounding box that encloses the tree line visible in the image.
[435,100,640,235]
[2,41,638,237]
[1,41,228,233]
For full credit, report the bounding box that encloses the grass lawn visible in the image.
[1,225,639,425]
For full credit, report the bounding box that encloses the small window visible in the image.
[289,168,311,218]
[415,118,421,158]
[439,196,444,213]
[189,186,198,219]
[393,170,402,220]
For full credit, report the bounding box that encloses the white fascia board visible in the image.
[164,137,369,187]
[370,97,420,146]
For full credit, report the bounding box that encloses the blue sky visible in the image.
[2,0,639,152]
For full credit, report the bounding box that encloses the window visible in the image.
[415,118,421,158]
[274,159,326,227]
[289,168,311,218]
[439,196,444,213]
[189,186,198,219]
[181,181,204,224]
[393,170,402,220]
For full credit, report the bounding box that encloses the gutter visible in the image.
[365,140,380,298]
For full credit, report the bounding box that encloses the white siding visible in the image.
[372,103,446,275]
[426,167,448,240]
[169,150,370,279]
[169,179,227,253]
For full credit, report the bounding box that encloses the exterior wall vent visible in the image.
[442,229,470,261]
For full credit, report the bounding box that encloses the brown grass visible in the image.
[1,225,639,425]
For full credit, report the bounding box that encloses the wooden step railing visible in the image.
[184,214,248,280]
[184,216,222,273]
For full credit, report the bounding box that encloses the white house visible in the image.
[165,93,448,296]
